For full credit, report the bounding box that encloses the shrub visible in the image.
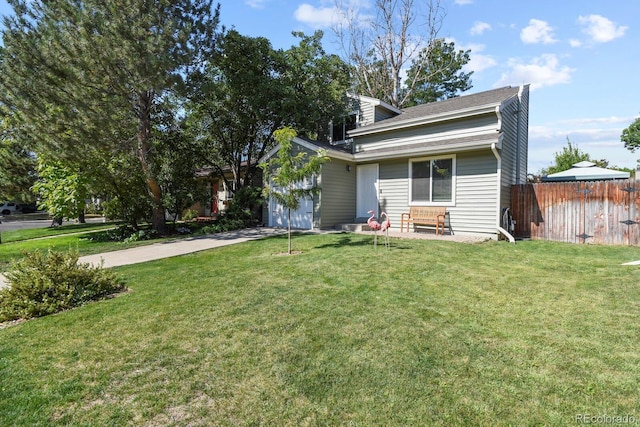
[224,186,264,226]
[182,209,199,221]
[0,250,126,322]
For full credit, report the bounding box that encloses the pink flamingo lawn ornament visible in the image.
[367,210,382,249]
[380,211,391,250]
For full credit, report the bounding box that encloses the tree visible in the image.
[0,109,36,202]
[541,138,608,176]
[186,30,350,196]
[154,107,208,222]
[403,38,473,106]
[260,127,328,255]
[334,0,471,109]
[0,0,220,233]
[621,117,640,152]
[32,159,88,224]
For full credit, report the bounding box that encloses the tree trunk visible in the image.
[287,207,292,254]
[137,90,167,234]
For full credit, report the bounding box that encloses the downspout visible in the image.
[492,135,516,244]
[515,85,525,184]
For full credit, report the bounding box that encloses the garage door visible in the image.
[268,179,313,230]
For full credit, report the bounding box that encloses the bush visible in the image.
[224,186,263,226]
[0,250,126,322]
[182,209,199,221]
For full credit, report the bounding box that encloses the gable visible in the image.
[349,86,522,137]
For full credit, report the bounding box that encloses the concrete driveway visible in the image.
[0,227,286,290]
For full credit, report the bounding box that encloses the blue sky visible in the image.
[1,0,638,173]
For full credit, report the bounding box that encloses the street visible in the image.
[0,213,105,232]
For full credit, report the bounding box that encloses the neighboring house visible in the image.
[193,163,262,217]
[261,85,530,239]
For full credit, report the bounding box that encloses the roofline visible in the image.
[348,103,500,137]
[347,93,402,115]
[353,137,500,161]
[260,136,503,164]
[259,137,354,164]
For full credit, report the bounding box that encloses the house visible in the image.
[192,162,263,218]
[261,85,530,239]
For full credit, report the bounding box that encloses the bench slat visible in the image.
[400,207,447,234]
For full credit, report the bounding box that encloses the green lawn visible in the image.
[1,233,640,425]
[0,223,178,272]
[0,222,120,244]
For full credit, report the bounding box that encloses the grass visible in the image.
[0,223,186,272]
[0,222,118,244]
[1,233,640,425]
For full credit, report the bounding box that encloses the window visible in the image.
[409,156,455,205]
[331,113,357,143]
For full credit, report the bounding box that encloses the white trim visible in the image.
[259,137,354,164]
[348,104,499,137]
[354,138,497,162]
[408,155,457,207]
[347,93,402,115]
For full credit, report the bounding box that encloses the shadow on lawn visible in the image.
[314,234,412,251]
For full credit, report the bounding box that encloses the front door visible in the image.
[356,163,379,219]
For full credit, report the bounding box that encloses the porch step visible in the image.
[335,223,369,232]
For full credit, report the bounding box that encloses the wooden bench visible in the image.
[400,206,447,234]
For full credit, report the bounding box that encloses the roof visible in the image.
[259,136,354,164]
[542,161,630,182]
[349,86,523,136]
[354,133,499,161]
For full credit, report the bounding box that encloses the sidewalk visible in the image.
[0,227,286,289]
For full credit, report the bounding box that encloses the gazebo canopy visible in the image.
[542,161,630,182]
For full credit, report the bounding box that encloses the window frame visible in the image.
[331,110,359,143]
[408,155,456,207]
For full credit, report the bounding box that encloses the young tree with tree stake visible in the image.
[260,127,328,255]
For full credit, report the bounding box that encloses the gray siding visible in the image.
[355,114,498,151]
[317,159,357,227]
[358,101,375,127]
[497,86,529,213]
[452,151,498,234]
[374,106,397,122]
[379,160,409,231]
[376,151,498,235]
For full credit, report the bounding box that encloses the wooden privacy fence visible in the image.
[511,179,640,245]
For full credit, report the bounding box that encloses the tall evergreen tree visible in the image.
[0,108,36,202]
[0,0,220,233]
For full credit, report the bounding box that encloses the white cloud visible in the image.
[528,116,638,172]
[294,4,339,29]
[295,0,373,29]
[578,14,627,43]
[495,54,574,90]
[556,116,636,127]
[462,43,496,73]
[520,19,557,44]
[245,0,269,9]
[470,21,491,36]
[569,39,582,48]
